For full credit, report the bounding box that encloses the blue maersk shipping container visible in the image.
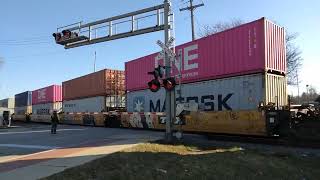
[14,91,32,107]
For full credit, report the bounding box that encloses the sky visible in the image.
[0,0,319,99]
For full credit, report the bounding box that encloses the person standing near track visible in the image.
[51,111,59,134]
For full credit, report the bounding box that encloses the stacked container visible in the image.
[0,98,15,118]
[125,17,287,112]
[14,91,32,115]
[32,85,63,115]
[62,69,125,113]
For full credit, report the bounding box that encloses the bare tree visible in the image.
[198,19,244,37]
[286,33,303,85]
[308,86,318,101]
[198,19,303,85]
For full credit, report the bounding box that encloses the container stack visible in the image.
[32,85,63,115]
[14,91,32,115]
[0,98,15,117]
[62,69,125,113]
[125,17,287,112]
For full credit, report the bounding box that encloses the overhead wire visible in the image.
[3,50,71,62]
[0,35,52,46]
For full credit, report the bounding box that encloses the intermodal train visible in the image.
[11,17,294,137]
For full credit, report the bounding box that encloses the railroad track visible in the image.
[206,134,320,149]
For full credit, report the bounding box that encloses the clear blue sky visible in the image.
[0,0,319,99]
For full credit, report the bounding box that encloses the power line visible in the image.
[180,0,204,40]
[0,35,51,41]
[4,50,69,60]
[0,41,52,46]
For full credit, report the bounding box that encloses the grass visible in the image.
[43,141,320,180]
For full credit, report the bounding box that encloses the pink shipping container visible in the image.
[125,17,286,91]
[32,85,62,105]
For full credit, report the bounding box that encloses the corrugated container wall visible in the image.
[125,17,286,91]
[14,106,32,115]
[32,102,62,115]
[63,69,125,101]
[63,96,100,113]
[0,98,15,109]
[32,85,62,105]
[63,96,125,113]
[126,73,287,112]
[15,91,32,107]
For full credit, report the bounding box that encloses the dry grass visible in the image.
[43,142,320,180]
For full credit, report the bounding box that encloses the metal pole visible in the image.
[164,0,173,142]
[190,0,195,41]
[306,85,309,104]
[94,51,96,72]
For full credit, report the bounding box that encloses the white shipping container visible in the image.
[0,98,15,109]
[126,73,287,112]
[63,96,125,113]
[0,107,14,119]
[32,102,62,115]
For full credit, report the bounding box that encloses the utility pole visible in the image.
[180,0,204,41]
[94,51,96,72]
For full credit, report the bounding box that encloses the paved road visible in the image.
[0,122,163,179]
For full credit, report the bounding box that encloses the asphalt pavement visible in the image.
[0,122,163,180]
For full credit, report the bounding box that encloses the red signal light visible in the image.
[148,79,161,92]
[62,30,72,38]
[163,77,176,91]
[52,33,62,41]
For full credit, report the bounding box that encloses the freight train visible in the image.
[9,17,296,137]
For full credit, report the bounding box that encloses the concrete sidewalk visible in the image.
[0,134,161,180]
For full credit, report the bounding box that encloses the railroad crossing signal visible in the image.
[147,65,165,92]
[163,77,176,91]
[147,65,176,92]
[156,37,176,61]
[148,79,161,92]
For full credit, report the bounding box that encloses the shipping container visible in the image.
[0,107,14,119]
[126,73,287,112]
[125,17,286,91]
[14,106,32,115]
[63,69,125,101]
[63,95,125,113]
[32,85,62,105]
[0,98,15,109]
[15,91,32,107]
[32,102,62,115]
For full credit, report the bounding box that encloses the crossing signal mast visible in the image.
[53,0,176,142]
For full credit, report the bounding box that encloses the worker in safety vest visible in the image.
[51,111,59,134]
